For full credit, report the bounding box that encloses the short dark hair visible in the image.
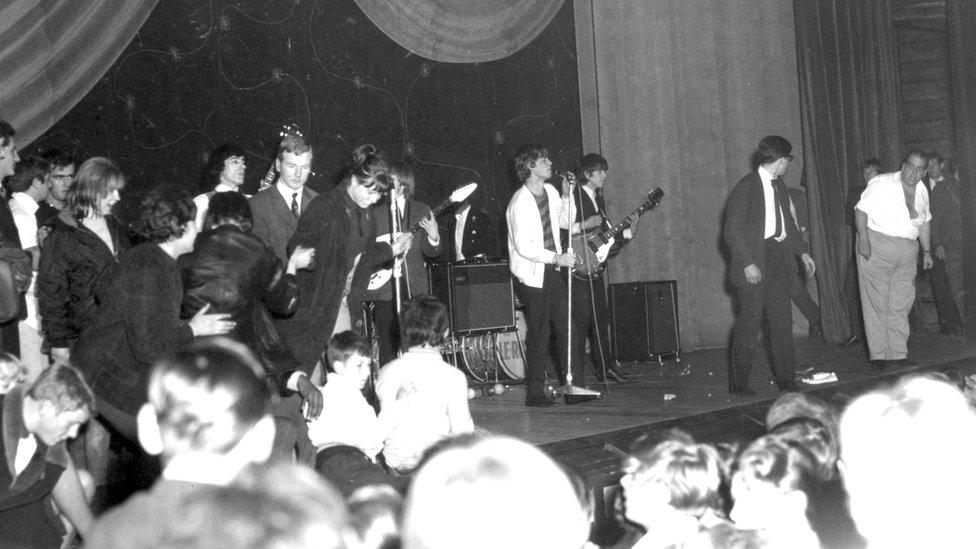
[863,158,882,172]
[148,337,271,456]
[136,186,196,242]
[389,161,415,198]
[927,150,944,165]
[0,119,15,147]
[903,149,927,165]
[203,144,246,191]
[39,149,75,171]
[27,364,95,415]
[325,331,369,373]
[203,191,253,232]
[5,157,47,194]
[344,144,392,193]
[513,145,548,183]
[756,136,792,166]
[400,294,449,348]
[577,153,608,180]
[68,157,125,219]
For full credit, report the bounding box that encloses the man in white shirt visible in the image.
[193,144,248,230]
[506,145,581,406]
[6,159,50,378]
[855,150,933,369]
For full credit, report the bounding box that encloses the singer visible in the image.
[506,145,584,407]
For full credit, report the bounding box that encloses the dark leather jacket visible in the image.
[181,225,301,393]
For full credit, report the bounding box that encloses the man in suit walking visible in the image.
[250,136,318,265]
[723,136,815,396]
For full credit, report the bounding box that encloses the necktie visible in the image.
[772,180,784,239]
[290,192,299,218]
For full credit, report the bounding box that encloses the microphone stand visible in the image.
[391,185,405,336]
[552,174,601,404]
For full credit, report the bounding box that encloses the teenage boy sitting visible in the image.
[376,295,474,474]
[307,331,399,495]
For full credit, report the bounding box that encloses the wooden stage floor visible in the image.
[469,327,976,460]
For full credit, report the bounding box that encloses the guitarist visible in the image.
[365,162,442,364]
[564,154,638,383]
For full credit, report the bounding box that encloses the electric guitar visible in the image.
[257,124,304,192]
[367,182,478,290]
[570,188,664,279]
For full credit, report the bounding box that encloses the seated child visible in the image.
[376,295,474,474]
[307,331,398,495]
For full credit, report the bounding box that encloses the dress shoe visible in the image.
[778,380,801,392]
[728,386,756,397]
[808,321,823,338]
[595,367,632,383]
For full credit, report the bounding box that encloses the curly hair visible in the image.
[135,187,196,242]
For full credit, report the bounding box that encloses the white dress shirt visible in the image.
[306,372,386,460]
[276,181,302,213]
[454,205,470,261]
[758,166,785,241]
[856,171,931,240]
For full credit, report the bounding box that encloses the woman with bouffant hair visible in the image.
[282,144,413,374]
[73,187,235,441]
[39,157,130,365]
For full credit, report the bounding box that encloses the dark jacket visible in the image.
[182,225,301,393]
[723,171,805,287]
[366,197,443,301]
[929,175,962,252]
[37,210,129,348]
[0,387,70,548]
[442,205,499,261]
[282,187,392,371]
[74,242,193,416]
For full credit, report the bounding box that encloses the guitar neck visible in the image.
[600,203,645,241]
[258,165,276,191]
[404,196,453,234]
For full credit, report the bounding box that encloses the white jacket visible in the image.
[506,183,574,288]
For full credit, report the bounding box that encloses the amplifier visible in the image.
[610,280,680,363]
[428,261,516,335]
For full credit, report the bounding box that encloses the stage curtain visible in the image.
[353,0,564,63]
[947,0,976,316]
[0,0,158,147]
[793,0,902,343]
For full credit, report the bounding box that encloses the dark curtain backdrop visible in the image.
[947,0,976,317]
[793,0,903,343]
[575,0,804,348]
[23,0,582,230]
[0,0,158,146]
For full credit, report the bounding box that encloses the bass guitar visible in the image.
[367,182,478,290]
[570,188,664,279]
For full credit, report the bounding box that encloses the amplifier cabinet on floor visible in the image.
[428,261,516,335]
[609,280,681,363]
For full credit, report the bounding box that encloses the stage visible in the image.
[468,327,976,513]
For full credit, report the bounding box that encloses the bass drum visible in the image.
[495,311,527,380]
[459,333,503,382]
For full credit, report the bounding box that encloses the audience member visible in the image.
[35,149,75,230]
[926,151,965,333]
[376,295,473,474]
[840,375,976,548]
[730,435,820,549]
[0,351,26,394]
[402,435,590,549]
[619,431,728,548]
[85,337,275,548]
[348,483,404,549]
[0,119,25,357]
[0,364,95,548]
[73,187,233,441]
[38,157,129,366]
[308,330,398,495]
[182,191,319,463]
[764,391,839,439]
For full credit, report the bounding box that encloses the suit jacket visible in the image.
[443,205,500,261]
[250,185,318,265]
[366,198,443,301]
[723,171,805,287]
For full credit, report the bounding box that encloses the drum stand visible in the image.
[552,180,601,404]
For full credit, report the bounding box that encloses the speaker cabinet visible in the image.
[428,261,515,335]
[610,280,680,362]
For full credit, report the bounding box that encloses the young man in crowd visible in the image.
[35,149,75,229]
[193,143,248,229]
[85,337,275,548]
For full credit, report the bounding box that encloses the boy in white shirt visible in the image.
[376,295,474,474]
[308,331,398,495]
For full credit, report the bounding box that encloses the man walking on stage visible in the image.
[506,145,581,407]
[723,136,815,396]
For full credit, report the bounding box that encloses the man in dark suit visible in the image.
[723,136,815,396]
[365,163,442,364]
[250,136,318,265]
[445,199,500,261]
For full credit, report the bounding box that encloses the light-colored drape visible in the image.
[353,0,564,63]
[0,0,158,146]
